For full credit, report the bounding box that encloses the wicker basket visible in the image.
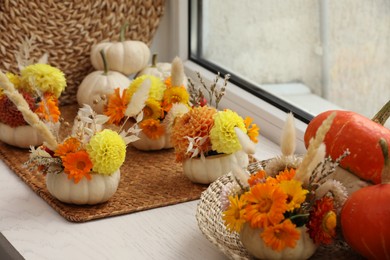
[0,0,165,105]
[195,160,364,260]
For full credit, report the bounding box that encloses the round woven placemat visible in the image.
[196,169,364,260]
[0,0,165,105]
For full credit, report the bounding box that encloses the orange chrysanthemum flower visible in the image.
[171,106,217,162]
[54,137,81,158]
[105,88,130,125]
[306,197,336,245]
[140,118,165,140]
[248,170,266,187]
[34,93,61,123]
[62,150,93,184]
[244,117,259,143]
[244,182,288,229]
[261,219,301,251]
[0,91,35,127]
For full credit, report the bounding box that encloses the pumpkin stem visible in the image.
[100,49,108,75]
[120,22,129,42]
[372,100,390,125]
[379,138,390,183]
[151,53,158,67]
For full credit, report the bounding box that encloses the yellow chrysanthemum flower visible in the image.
[222,194,247,232]
[279,180,308,212]
[86,129,126,175]
[20,64,66,97]
[143,98,163,120]
[5,72,21,90]
[209,109,247,154]
[127,75,166,101]
[162,86,189,112]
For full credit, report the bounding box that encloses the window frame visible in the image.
[167,0,308,153]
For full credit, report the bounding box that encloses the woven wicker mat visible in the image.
[0,105,207,222]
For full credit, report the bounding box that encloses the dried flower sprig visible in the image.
[187,71,230,109]
[15,36,48,71]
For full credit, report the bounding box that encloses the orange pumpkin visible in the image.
[341,138,390,259]
[304,101,390,184]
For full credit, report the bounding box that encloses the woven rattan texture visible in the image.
[0,0,165,105]
[196,170,364,260]
[0,105,207,222]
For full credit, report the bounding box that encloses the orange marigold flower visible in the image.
[165,76,172,88]
[244,117,259,143]
[54,137,81,158]
[261,219,301,251]
[222,195,247,232]
[34,93,61,123]
[62,150,93,184]
[105,88,130,125]
[306,197,336,245]
[140,118,165,140]
[244,182,288,229]
[276,168,296,182]
[248,170,267,186]
[171,106,217,162]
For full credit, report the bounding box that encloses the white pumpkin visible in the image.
[137,55,188,87]
[90,24,150,76]
[183,150,249,184]
[0,122,60,148]
[77,70,130,114]
[240,223,317,260]
[46,169,121,205]
[0,123,44,148]
[131,131,172,151]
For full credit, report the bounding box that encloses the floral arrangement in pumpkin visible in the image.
[0,62,65,129]
[222,112,349,252]
[104,57,191,141]
[0,70,149,184]
[171,72,259,162]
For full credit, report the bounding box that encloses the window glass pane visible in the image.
[190,0,390,120]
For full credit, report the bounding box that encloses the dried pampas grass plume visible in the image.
[0,71,58,150]
[280,112,296,156]
[295,112,336,185]
[171,56,185,87]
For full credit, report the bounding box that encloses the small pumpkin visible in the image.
[77,50,131,113]
[0,123,43,148]
[131,131,172,151]
[240,223,317,260]
[136,53,172,79]
[0,122,60,149]
[136,54,188,87]
[341,138,390,260]
[46,169,121,205]
[90,23,150,76]
[183,150,249,184]
[304,101,390,184]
